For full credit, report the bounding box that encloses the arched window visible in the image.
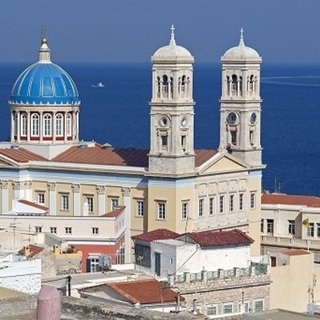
[249,75,255,92]
[43,114,52,136]
[157,77,161,97]
[226,76,230,95]
[162,75,168,97]
[232,75,238,92]
[14,112,18,136]
[66,113,72,136]
[21,113,27,136]
[31,114,39,136]
[170,77,173,97]
[55,113,63,136]
[181,75,186,96]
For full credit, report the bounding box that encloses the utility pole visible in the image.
[67,275,71,296]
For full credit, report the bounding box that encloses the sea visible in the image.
[0,62,319,197]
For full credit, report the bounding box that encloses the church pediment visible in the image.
[0,155,20,168]
[197,152,248,175]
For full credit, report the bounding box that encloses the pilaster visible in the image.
[122,187,131,263]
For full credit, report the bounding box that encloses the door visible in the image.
[155,252,161,276]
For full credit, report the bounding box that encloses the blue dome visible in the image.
[10,62,80,105]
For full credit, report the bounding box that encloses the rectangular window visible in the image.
[229,194,234,212]
[317,223,320,237]
[61,194,69,211]
[37,192,45,204]
[231,130,237,145]
[223,303,233,314]
[182,201,188,220]
[206,305,217,315]
[308,223,314,237]
[199,199,204,216]
[254,300,264,312]
[136,200,144,217]
[239,193,244,211]
[157,202,166,220]
[181,135,186,148]
[267,219,274,234]
[161,135,168,149]
[239,301,249,313]
[219,195,224,214]
[35,226,42,233]
[111,198,119,210]
[135,244,151,267]
[261,219,264,233]
[86,196,94,213]
[250,130,254,145]
[92,227,99,235]
[288,220,295,235]
[65,227,72,235]
[50,227,57,234]
[250,193,256,209]
[209,197,214,215]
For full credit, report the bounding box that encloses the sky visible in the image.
[0,1,320,64]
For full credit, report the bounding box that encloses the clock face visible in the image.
[181,117,187,127]
[250,113,257,124]
[227,112,237,124]
[159,116,168,127]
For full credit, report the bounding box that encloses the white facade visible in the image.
[141,238,252,277]
[149,25,196,175]
[219,29,262,166]
[0,211,126,250]
[0,252,41,294]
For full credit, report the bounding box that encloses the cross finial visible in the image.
[240,27,244,40]
[170,24,176,46]
[41,25,47,39]
[239,27,245,46]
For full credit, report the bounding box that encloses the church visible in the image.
[0,26,264,268]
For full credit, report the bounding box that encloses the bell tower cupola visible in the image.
[148,25,195,176]
[219,28,262,166]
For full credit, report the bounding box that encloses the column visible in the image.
[72,184,80,216]
[121,187,131,263]
[96,185,105,216]
[24,181,32,201]
[10,112,14,142]
[27,111,31,142]
[47,182,56,216]
[12,181,24,199]
[64,112,67,143]
[16,111,20,143]
[52,111,56,143]
[39,111,43,142]
[0,180,9,213]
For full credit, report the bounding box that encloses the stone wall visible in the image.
[1,295,202,320]
[168,267,270,316]
[0,259,41,294]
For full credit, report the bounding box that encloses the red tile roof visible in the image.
[53,146,217,168]
[18,199,49,211]
[0,148,47,162]
[281,249,310,256]
[52,145,149,167]
[262,193,320,208]
[18,244,44,257]
[0,144,218,169]
[195,149,218,167]
[132,229,180,242]
[180,229,254,247]
[103,206,125,218]
[107,279,179,304]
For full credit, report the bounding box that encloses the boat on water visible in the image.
[92,82,104,88]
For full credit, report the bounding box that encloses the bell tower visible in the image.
[148,26,195,176]
[219,28,262,167]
